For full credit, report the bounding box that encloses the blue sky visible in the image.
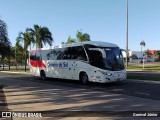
[0,0,160,51]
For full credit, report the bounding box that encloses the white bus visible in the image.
[29,41,126,84]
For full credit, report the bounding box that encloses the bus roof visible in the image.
[30,41,119,52]
[81,41,118,47]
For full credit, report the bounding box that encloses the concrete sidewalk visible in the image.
[0,85,9,116]
[0,71,30,75]
[127,70,160,77]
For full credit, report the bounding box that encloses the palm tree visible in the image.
[140,40,146,62]
[66,36,76,44]
[27,25,53,48]
[14,38,23,70]
[76,31,91,42]
[16,31,34,71]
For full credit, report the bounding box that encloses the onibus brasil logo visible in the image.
[2,112,42,118]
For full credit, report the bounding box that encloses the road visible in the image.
[0,72,160,120]
[127,71,160,77]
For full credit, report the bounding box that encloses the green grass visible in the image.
[127,75,160,81]
[0,66,30,73]
[127,63,160,71]
[126,63,160,80]
[0,69,30,73]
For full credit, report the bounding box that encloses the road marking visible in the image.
[134,92,150,96]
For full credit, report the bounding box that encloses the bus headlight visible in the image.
[107,73,112,76]
[98,70,112,76]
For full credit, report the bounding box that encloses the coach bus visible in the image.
[29,41,126,84]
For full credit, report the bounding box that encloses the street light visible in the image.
[126,0,129,67]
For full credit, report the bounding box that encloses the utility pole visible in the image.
[126,0,129,67]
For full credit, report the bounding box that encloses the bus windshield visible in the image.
[103,47,124,71]
[87,47,124,71]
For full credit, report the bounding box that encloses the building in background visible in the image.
[122,50,156,63]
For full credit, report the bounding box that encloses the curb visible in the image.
[127,70,160,73]
[0,71,30,74]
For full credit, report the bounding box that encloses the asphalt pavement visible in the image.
[0,72,160,120]
[127,70,160,77]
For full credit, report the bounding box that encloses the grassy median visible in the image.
[127,62,160,71]
[0,66,30,73]
[127,62,160,81]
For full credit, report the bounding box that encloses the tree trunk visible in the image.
[15,48,17,70]
[141,46,142,58]
[2,59,4,70]
[9,55,10,70]
[25,50,27,72]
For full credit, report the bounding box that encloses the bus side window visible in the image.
[35,52,41,60]
[47,49,58,60]
[30,52,36,60]
[59,47,71,60]
[56,49,63,60]
[71,47,77,59]
[76,46,87,61]
[83,44,97,60]
[44,50,51,60]
[90,51,104,69]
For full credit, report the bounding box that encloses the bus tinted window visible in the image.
[83,44,97,60]
[70,47,77,59]
[76,46,87,61]
[70,46,87,61]
[35,52,41,60]
[90,50,104,69]
[61,47,71,60]
[30,52,41,60]
[30,52,36,60]
[47,49,60,60]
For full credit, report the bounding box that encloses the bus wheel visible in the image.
[80,73,89,85]
[40,70,46,80]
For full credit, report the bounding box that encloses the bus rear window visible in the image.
[30,52,41,60]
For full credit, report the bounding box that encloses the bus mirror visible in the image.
[121,49,129,55]
[120,49,126,52]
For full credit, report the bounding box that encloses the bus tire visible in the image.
[40,70,46,80]
[80,72,89,85]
